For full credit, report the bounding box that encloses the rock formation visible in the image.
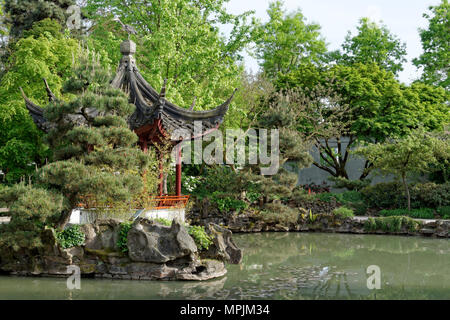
[0,218,243,281]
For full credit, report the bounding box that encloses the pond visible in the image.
[0,233,449,300]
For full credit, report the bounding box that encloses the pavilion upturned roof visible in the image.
[22,40,235,141]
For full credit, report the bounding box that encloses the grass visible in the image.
[378,208,435,219]
[436,206,450,219]
[332,206,355,219]
[364,216,422,233]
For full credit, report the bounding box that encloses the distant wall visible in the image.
[285,137,424,190]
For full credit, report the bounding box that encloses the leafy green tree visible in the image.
[0,0,7,37]
[253,0,327,78]
[334,17,407,76]
[355,128,450,210]
[3,0,74,39]
[0,19,79,183]
[0,0,9,76]
[277,63,449,179]
[413,0,450,89]
[84,0,254,127]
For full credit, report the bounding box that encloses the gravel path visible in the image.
[352,216,449,223]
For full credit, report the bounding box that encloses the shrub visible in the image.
[410,182,450,208]
[56,225,85,249]
[291,189,316,204]
[246,191,262,203]
[210,191,248,212]
[260,203,299,225]
[117,221,132,253]
[151,218,212,251]
[338,191,364,204]
[379,208,435,219]
[361,182,405,209]
[350,201,369,216]
[328,176,371,191]
[300,182,330,193]
[316,192,335,203]
[193,166,260,199]
[332,206,355,219]
[317,191,362,204]
[364,216,421,233]
[187,225,213,251]
[0,185,64,228]
[154,218,172,226]
[436,206,450,219]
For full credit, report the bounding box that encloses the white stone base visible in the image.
[69,208,185,224]
[141,208,185,223]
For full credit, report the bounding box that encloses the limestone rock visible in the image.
[204,223,242,264]
[81,219,122,251]
[176,260,227,281]
[127,218,197,263]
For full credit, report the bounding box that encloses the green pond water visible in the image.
[0,233,449,300]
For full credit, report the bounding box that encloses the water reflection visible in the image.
[0,233,449,299]
[223,233,450,300]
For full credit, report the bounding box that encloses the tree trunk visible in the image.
[163,173,168,195]
[402,172,411,211]
[56,209,72,230]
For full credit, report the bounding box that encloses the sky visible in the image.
[222,0,442,84]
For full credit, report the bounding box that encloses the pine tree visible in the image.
[1,49,161,231]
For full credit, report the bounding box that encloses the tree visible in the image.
[0,19,79,183]
[32,50,161,229]
[413,0,450,89]
[253,0,327,78]
[0,184,65,249]
[335,18,407,76]
[84,0,254,127]
[255,87,314,170]
[3,0,74,39]
[277,63,450,180]
[355,128,450,211]
[0,0,9,76]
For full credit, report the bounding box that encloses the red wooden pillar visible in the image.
[142,139,148,153]
[159,152,164,196]
[175,143,182,196]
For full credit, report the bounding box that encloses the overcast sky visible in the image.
[223,0,441,84]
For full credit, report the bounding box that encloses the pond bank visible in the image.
[0,218,242,281]
[1,233,449,299]
[188,210,450,238]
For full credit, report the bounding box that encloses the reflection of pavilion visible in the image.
[22,40,235,218]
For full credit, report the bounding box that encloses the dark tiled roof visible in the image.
[111,40,235,139]
[22,40,234,140]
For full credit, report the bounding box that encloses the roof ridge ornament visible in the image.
[159,79,167,99]
[120,40,136,56]
[113,17,138,40]
[189,96,197,111]
[43,78,56,102]
[156,79,167,119]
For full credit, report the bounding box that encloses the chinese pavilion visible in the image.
[22,40,235,208]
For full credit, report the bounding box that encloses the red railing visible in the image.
[147,195,190,210]
[78,194,190,210]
